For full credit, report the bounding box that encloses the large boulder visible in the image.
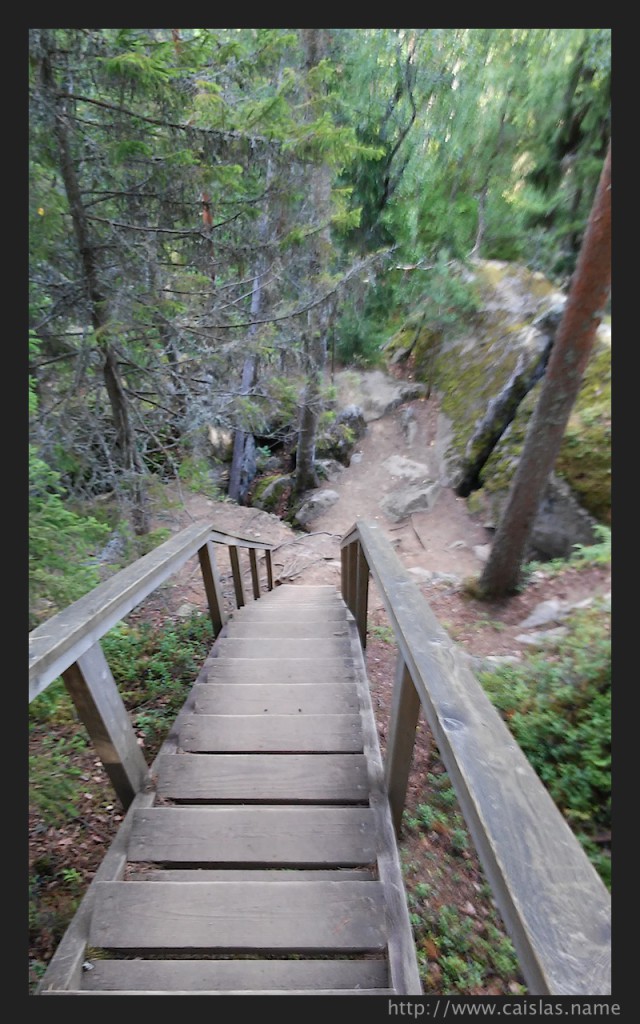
[316,405,367,466]
[386,259,611,559]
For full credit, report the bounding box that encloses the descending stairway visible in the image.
[71,585,422,996]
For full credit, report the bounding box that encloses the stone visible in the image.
[380,482,440,521]
[473,544,491,562]
[517,599,567,630]
[515,627,569,646]
[293,489,340,528]
[382,454,432,482]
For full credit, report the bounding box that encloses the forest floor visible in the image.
[28,377,611,996]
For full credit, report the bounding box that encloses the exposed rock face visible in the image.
[334,369,427,422]
[387,258,610,561]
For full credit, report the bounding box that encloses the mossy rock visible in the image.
[251,474,293,513]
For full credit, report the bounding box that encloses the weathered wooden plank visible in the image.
[214,637,352,659]
[48,989,397,996]
[193,682,359,715]
[155,753,370,803]
[126,869,376,881]
[228,545,245,608]
[78,958,389,992]
[353,519,611,996]
[344,614,423,996]
[180,713,363,753]
[385,657,422,836]
[198,541,226,635]
[268,585,340,601]
[207,529,274,550]
[89,880,387,951]
[128,806,376,864]
[29,521,215,700]
[207,659,355,685]
[225,620,350,638]
[233,605,348,621]
[61,642,149,809]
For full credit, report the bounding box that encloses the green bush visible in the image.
[29,447,111,628]
[479,603,611,887]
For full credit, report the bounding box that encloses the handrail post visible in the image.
[355,541,369,649]
[343,541,358,618]
[265,549,274,591]
[198,540,227,636]
[249,548,261,600]
[228,545,245,608]
[61,642,150,810]
[385,656,421,837]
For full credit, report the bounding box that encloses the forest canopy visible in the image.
[28,27,611,625]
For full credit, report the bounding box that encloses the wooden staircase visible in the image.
[58,585,421,996]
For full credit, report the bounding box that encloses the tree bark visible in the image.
[293,29,333,499]
[477,141,611,598]
[37,32,149,534]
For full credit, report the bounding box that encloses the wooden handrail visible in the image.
[29,521,276,808]
[340,520,611,997]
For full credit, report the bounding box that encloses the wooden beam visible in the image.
[385,657,421,836]
[228,546,245,608]
[249,548,261,600]
[198,541,226,636]
[29,521,214,700]
[265,549,274,591]
[343,541,357,619]
[348,519,611,996]
[355,541,369,648]
[61,642,150,809]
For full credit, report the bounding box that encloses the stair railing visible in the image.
[29,522,275,810]
[340,519,611,997]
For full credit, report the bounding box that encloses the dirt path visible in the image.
[146,378,610,661]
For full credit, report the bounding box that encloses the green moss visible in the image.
[555,343,611,523]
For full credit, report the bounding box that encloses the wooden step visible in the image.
[179,713,363,753]
[225,620,350,638]
[126,868,377,881]
[155,752,370,803]
[231,605,349,621]
[214,637,353,659]
[207,658,355,684]
[88,880,387,952]
[76,958,390,992]
[192,682,360,715]
[128,805,376,865]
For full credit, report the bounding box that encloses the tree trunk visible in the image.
[37,32,149,534]
[227,349,260,504]
[477,141,611,598]
[293,29,333,499]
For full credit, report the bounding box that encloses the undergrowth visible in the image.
[28,610,213,990]
[479,601,611,888]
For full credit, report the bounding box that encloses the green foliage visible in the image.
[523,524,611,582]
[29,448,111,629]
[479,603,610,886]
[177,456,223,500]
[29,734,87,825]
[101,612,213,754]
[369,623,395,645]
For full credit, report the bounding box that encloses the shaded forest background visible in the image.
[28,27,611,627]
